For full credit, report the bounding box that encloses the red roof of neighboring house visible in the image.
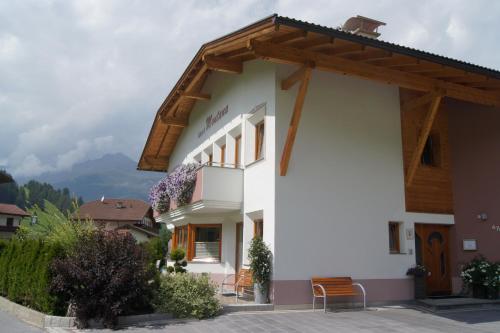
[0,203,30,217]
[76,198,152,222]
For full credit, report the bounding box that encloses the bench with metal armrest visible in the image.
[220,268,253,303]
[311,277,366,312]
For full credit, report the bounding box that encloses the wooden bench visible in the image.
[311,277,366,312]
[221,268,253,303]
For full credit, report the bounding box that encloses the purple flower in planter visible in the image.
[149,176,170,213]
[149,163,199,212]
[166,163,199,206]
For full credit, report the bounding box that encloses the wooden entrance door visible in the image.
[415,224,452,295]
[235,223,243,277]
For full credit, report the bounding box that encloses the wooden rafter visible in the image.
[247,40,500,107]
[402,89,445,111]
[160,63,209,117]
[181,91,211,101]
[280,66,313,176]
[281,63,314,90]
[270,30,308,44]
[204,55,243,74]
[158,114,188,127]
[405,92,443,187]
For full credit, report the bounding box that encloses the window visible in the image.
[174,225,188,250]
[255,121,265,161]
[421,133,441,167]
[234,135,241,167]
[6,218,13,227]
[174,224,222,262]
[194,225,221,260]
[220,144,226,167]
[254,219,263,238]
[388,222,401,254]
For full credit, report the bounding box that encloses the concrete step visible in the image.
[416,297,500,312]
[222,303,274,313]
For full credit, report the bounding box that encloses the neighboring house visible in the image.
[0,203,29,239]
[76,198,159,242]
[137,14,500,307]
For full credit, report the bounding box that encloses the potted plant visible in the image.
[248,237,272,304]
[406,265,427,299]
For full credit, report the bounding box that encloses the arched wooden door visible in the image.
[415,224,452,296]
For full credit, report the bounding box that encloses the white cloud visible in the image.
[446,16,470,47]
[1,0,499,177]
[13,154,53,177]
[0,33,22,62]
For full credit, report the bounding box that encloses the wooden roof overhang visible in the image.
[138,14,500,172]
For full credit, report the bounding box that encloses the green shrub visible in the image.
[154,273,221,319]
[248,237,272,288]
[51,230,157,328]
[0,239,65,314]
[168,248,187,273]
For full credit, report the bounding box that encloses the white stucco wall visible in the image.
[166,60,277,274]
[274,65,453,281]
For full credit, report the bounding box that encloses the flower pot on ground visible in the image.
[248,237,272,304]
[406,265,428,299]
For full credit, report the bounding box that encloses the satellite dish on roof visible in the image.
[101,196,105,202]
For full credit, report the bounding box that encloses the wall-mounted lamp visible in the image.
[477,213,488,222]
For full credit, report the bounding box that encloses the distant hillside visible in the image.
[0,170,83,212]
[18,153,165,202]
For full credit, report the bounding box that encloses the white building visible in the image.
[138,15,500,306]
[0,203,29,239]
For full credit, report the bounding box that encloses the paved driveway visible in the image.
[0,309,43,333]
[55,307,500,333]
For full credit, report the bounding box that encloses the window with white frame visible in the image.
[245,106,265,165]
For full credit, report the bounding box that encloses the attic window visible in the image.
[116,202,125,209]
[421,133,441,167]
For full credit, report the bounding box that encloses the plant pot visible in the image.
[487,287,499,300]
[254,283,268,304]
[414,276,427,299]
[472,285,488,299]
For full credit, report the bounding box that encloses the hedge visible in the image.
[0,238,65,315]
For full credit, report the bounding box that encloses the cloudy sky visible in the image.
[1,0,499,177]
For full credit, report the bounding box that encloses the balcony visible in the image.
[0,226,18,233]
[157,165,243,223]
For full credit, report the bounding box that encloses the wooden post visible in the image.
[406,93,443,186]
[280,66,313,176]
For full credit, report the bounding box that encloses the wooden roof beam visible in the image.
[406,93,443,187]
[158,114,189,127]
[181,91,211,101]
[296,36,334,50]
[204,55,243,74]
[372,57,420,67]
[347,49,392,62]
[280,66,313,176]
[247,40,500,107]
[160,63,209,118]
[270,30,308,44]
[281,62,315,90]
[330,44,366,56]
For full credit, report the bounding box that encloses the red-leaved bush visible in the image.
[50,230,156,328]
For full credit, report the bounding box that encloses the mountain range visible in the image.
[17,153,164,202]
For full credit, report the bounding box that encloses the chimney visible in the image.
[342,15,386,39]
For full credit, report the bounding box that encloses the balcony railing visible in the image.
[168,164,243,213]
[0,226,18,232]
